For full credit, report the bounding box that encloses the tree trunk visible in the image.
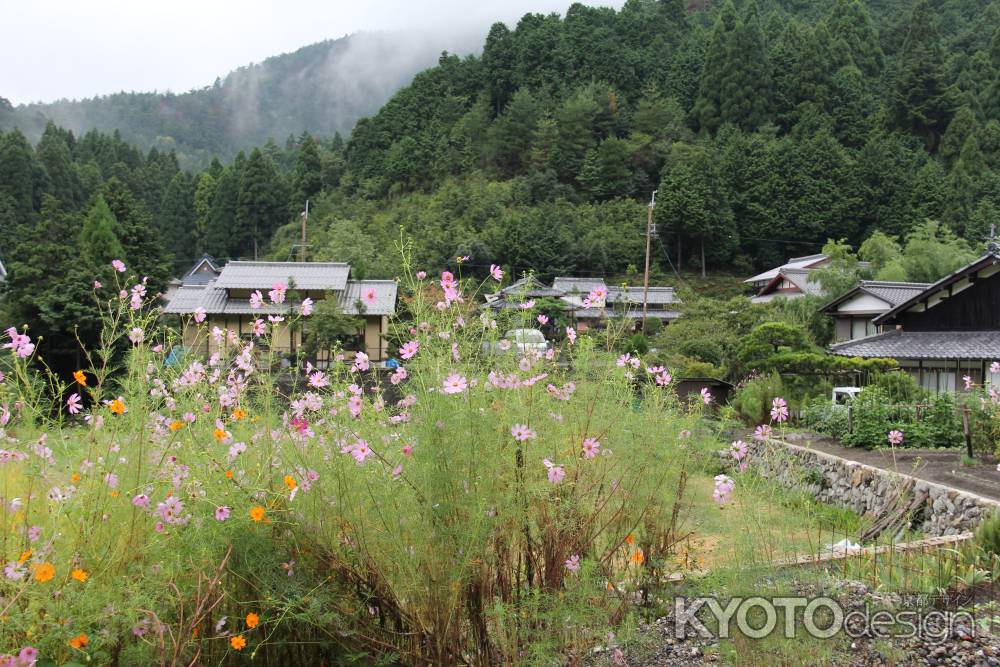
[677,235,682,273]
[701,237,706,279]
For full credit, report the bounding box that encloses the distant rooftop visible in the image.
[552,277,608,294]
[213,261,350,291]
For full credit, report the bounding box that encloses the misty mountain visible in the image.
[0,30,483,167]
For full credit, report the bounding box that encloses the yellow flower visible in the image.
[169,420,184,432]
[245,612,259,628]
[33,562,55,583]
[231,408,246,421]
[231,635,247,650]
[250,506,265,522]
[283,475,297,491]
[73,370,87,386]
[69,633,89,649]
[109,399,125,415]
[71,568,88,582]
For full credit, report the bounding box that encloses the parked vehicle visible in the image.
[485,329,548,355]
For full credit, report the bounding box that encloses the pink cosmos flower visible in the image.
[128,327,144,345]
[887,429,904,446]
[511,424,536,441]
[770,397,789,423]
[250,290,264,309]
[520,299,535,310]
[252,319,265,337]
[193,307,207,323]
[215,506,230,521]
[992,361,1000,375]
[353,352,370,372]
[66,393,82,415]
[400,340,419,360]
[301,297,314,316]
[543,459,565,484]
[754,424,772,441]
[582,437,600,459]
[566,327,576,344]
[700,387,712,405]
[112,259,126,273]
[308,371,328,388]
[416,271,427,280]
[132,494,150,508]
[442,373,468,394]
[537,314,549,325]
[616,354,631,368]
[348,438,372,464]
[730,440,748,461]
[565,554,581,572]
[655,371,672,387]
[401,444,413,456]
[713,474,735,506]
[3,328,34,358]
[268,282,287,304]
[18,647,38,665]
[440,271,456,290]
[490,264,503,281]
[362,288,378,306]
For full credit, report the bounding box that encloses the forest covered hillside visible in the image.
[0,30,481,167]
[2,0,1000,360]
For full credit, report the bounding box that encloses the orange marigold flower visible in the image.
[33,562,55,583]
[169,420,184,431]
[625,534,635,546]
[71,472,81,483]
[231,635,247,650]
[73,370,87,386]
[231,408,246,420]
[69,633,89,649]
[213,428,228,442]
[246,612,259,628]
[225,470,234,479]
[283,475,297,491]
[250,506,265,522]
[631,549,645,565]
[109,399,125,415]
[17,549,32,565]
[71,568,88,582]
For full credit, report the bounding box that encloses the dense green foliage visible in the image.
[4,0,1000,362]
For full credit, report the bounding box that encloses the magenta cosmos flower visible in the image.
[543,459,565,483]
[66,393,82,415]
[490,264,503,281]
[111,259,126,273]
[887,430,904,446]
[215,506,231,521]
[582,437,600,459]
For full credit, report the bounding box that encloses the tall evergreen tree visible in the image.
[103,177,171,291]
[236,148,287,259]
[693,0,740,134]
[79,194,125,270]
[291,133,323,210]
[0,129,36,231]
[888,0,956,150]
[160,172,197,268]
[826,0,884,77]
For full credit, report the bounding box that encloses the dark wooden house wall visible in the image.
[900,270,1000,331]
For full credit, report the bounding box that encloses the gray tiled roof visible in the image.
[744,253,828,284]
[339,280,398,315]
[162,285,208,313]
[607,286,680,305]
[497,276,566,299]
[858,281,930,307]
[213,261,350,290]
[552,277,607,294]
[830,330,1000,360]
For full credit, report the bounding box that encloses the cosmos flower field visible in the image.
[0,253,795,665]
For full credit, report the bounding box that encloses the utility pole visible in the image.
[299,199,309,262]
[642,190,657,331]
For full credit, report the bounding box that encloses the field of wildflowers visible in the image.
[0,248,799,665]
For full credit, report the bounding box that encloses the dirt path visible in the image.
[782,431,1000,502]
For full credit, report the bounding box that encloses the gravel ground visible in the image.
[588,581,1000,666]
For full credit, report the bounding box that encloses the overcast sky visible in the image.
[1,0,625,105]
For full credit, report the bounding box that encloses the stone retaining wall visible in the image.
[750,436,1000,537]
